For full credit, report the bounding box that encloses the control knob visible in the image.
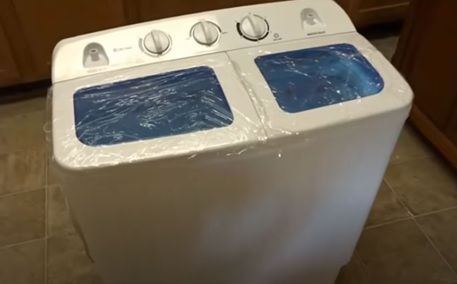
[144,30,171,55]
[192,21,220,46]
[238,15,269,41]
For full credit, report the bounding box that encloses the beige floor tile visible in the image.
[47,232,102,284]
[0,189,45,247]
[385,157,457,215]
[0,149,46,196]
[0,239,45,284]
[390,124,434,165]
[0,110,46,154]
[356,220,457,284]
[335,254,368,284]
[417,208,457,272]
[365,182,410,227]
[0,96,46,120]
[47,185,76,236]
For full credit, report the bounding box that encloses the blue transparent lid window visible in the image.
[255,44,384,113]
[74,66,233,146]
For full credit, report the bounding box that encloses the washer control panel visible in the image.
[53,0,355,82]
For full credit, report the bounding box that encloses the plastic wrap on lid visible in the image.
[74,66,234,146]
[254,44,384,113]
[51,54,265,170]
[227,33,413,136]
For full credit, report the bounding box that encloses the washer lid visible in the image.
[227,33,413,137]
[254,44,384,113]
[74,66,233,146]
[52,54,264,171]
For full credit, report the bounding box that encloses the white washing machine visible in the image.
[51,1,413,284]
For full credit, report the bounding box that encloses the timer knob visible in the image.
[239,15,269,41]
[192,21,220,46]
[144,30,171,55]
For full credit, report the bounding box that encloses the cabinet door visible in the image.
[231,0,280,7]
[447,109,457,145]
[395,0,457,129]
[12,0,125,78]
[394,0,457,170]
[0,24,20,86]
[130,0,280,22]
[337,0,410,27]
[131,0,235,21]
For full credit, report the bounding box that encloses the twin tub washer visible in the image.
[51,0,413,283]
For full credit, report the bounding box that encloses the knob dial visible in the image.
[144,30,171,55]
[239,15,269,41]
[192,21,220,46]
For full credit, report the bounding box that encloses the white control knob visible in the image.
[192,21,220,46]
[144,30,171,55]
[239,15,269,41]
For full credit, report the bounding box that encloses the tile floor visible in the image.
[1,35,457,284]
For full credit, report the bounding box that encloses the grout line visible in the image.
[0,187,45,199]
[380,172,457,277]
[385,173,457,218]
[44,148,50,284]
[412,217,457,277]
[0,140,46,158]
[385,166,457,278]
[382,175,394,191]
[414,205,457,219]
[364,216,412,231]
[0,237,45,251]
[352,250,371,280]
[363,178,415,231]
[388,154,436,168]
[384,170,457,219]
[383,178,414,217]
[44,151,48,284]
[0,147,48,199]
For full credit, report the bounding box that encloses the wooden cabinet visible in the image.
[393,0,457,170]
[394,0,457,129]
[11,0,125,79]
[0,24,20,85]
[129,0,409,24]
[447,113,457,146]
[127,0,233,21]
[336,0,410,27]
[128,0,278,22]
